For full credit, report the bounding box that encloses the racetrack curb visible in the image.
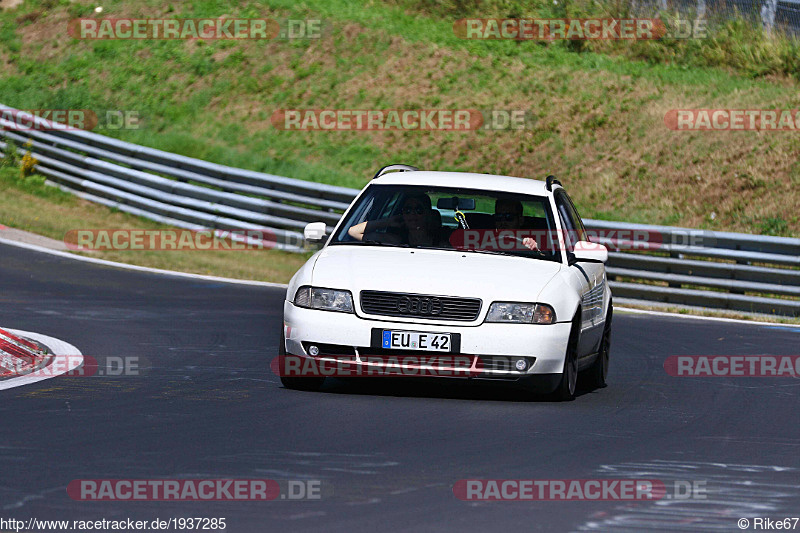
[0,329,83,391]
[0,327,46,377]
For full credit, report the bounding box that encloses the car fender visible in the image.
[536,270,581,324]
[286,250,324,303]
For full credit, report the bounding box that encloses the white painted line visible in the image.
[0,329,83,391]
[0,237,289,288]
[616,306,800,329]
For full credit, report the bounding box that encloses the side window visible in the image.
[555,190,586,250]
[335,196,373,242]
[564,193,588,241]
[555,192,575,250]
[381,194,402,218]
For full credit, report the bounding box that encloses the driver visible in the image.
[348,193,447,247]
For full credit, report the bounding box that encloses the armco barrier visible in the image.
[585,220,800,315]
[0,104,798,316]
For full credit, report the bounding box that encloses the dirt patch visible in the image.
[0,225,71,251]
[0,0,23,10]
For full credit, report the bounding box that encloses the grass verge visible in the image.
[0,167,309,283]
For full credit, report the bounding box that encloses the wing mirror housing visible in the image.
[304,222,328,244]
[572,241,608,263]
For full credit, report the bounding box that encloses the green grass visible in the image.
[0,0,798,236]
[384,0,800,79]
[0,166,310,283]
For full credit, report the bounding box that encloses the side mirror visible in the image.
[572,241,608,263]
[304,222,327,243]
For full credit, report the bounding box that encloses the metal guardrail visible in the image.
[0,104,798,316]
[633,0,800,36]
[0,104,354,252]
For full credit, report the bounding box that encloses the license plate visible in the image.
[381,330,451,352]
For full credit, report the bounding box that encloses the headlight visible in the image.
[485,302,556,324]
[294,286,354,313]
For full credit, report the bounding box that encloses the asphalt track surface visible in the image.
[1,242,799,532]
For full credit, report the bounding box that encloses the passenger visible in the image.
[494,199,539,251]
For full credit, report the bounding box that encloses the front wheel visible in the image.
[552,316,579,401]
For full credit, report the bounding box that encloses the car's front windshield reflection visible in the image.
[331,184,563,262]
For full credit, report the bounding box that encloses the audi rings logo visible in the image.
[397,296,443,316]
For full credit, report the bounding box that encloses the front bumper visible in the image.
[282,301,571,388]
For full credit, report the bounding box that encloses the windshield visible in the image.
[330,184,562,262]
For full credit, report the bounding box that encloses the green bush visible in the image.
[1,140,18,168]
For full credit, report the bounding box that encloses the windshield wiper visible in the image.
[361,239,409,248]
[460,248,551,259]
[460,248,512,256]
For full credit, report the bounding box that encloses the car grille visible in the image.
[360,291,481,321]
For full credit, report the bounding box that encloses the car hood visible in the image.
[311,245,562,304]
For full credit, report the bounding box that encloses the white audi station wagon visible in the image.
[280,165,612,400]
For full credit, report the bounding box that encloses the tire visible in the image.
[586,306,612,390]
[278,328,325,392]
[552,314,580,401]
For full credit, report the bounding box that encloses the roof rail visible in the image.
[545,175,562,192]
[373,164,419,180]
